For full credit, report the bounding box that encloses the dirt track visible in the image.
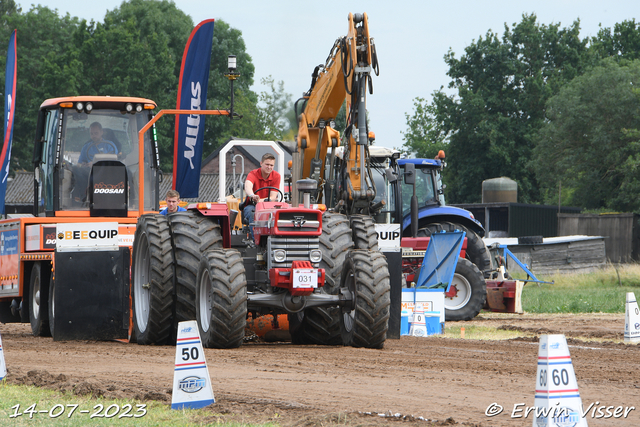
[1,313,639,426]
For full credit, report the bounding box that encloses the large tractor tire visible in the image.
[0,301,21,324]
[445,258,486,321]
[340,250,390,348]
[349,214,378,251]
[47,277,55,337]
[132,214,174,345]
[168,212,223,328]
[289,212,353,345]
[417,221,491,278]
[196,249,247,349]
[29,262,51,337]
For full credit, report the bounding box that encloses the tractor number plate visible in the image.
[293,268,317,288]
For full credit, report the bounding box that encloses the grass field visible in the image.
[0,383,268,427]
[519,263,640,313]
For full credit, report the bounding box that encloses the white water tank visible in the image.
[482,177,517,203]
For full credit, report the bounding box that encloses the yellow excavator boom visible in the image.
[294,13,379,214]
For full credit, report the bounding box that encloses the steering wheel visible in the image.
[88,141,119,162]
[254,186,284,202]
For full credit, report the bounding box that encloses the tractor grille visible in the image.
[275,211,320,231]
[267,236,321,269]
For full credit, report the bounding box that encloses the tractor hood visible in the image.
[402,205,485,237]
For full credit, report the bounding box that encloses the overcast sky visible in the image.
[32,1,640,149]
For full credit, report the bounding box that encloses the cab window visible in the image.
[401,165,437,217]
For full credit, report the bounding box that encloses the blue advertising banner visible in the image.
[0,30,16,215]
[173,20,215,198]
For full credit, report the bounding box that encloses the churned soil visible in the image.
[1,312,639,426]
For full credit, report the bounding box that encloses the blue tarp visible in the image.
[414,230,465,292]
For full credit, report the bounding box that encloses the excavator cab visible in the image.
[32,97,160,216]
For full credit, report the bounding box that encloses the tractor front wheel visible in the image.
[196,249,247,349]
[340,250,391,348]
[131,214,174,345]
[29,262,50,337]
[169,212,223,331]
[288,212,353,345]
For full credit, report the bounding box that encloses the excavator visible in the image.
[288,12,491,326]
[281,12,394,344]
[292,12,380,216]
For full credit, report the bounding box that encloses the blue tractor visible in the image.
[365,147,491,321]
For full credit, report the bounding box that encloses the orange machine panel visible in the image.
[0,222,20,293]
[25,224,57,251]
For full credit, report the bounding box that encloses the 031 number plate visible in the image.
[292,268,317,288]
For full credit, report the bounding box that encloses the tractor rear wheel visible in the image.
[29,262,50,337]
[350,215,378,251]
[445,258,486,321]
[168,212,223,331]
[340,250,390,348]
[196,249,247,349]
[132,214,174,345]
[288,212,353,345]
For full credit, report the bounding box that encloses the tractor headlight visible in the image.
[309,250,322,263]
[273,249,286,263]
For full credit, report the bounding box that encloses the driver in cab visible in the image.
[79,122,118,165]
[243,152,281,239]
[72,121,118,203]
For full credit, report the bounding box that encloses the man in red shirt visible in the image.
[243,153,282,240]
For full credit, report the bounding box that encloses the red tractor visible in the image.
[131,178,391,349]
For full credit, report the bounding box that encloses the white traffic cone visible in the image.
[624,292,640,344]
[0,331,5,381]
[533,334,588,427]
[409,303,428,337]
[171,320,215,410]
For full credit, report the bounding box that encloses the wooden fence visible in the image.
[557,213,639,263]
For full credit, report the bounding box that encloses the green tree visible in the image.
[0,0,20,22]
[590,19,640,62]
[401,96,448,158]
[0,0,271,174]
[92,0,194,171]
[411,14,588,203]
[214,76,295,144]
[333,102,347,141]
[202,19,257,159]
[256,76,293,140]
[533,59,640,211]
[0,5,82,171]
[104,0,193,79]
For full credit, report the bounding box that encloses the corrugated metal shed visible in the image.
[6,171,240,211]
[159,174,239,202]
[5,171,34,206]
[201,138,295,174]
[484,236,606,275]
[453,202,581,238]
[558,213,640,263]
